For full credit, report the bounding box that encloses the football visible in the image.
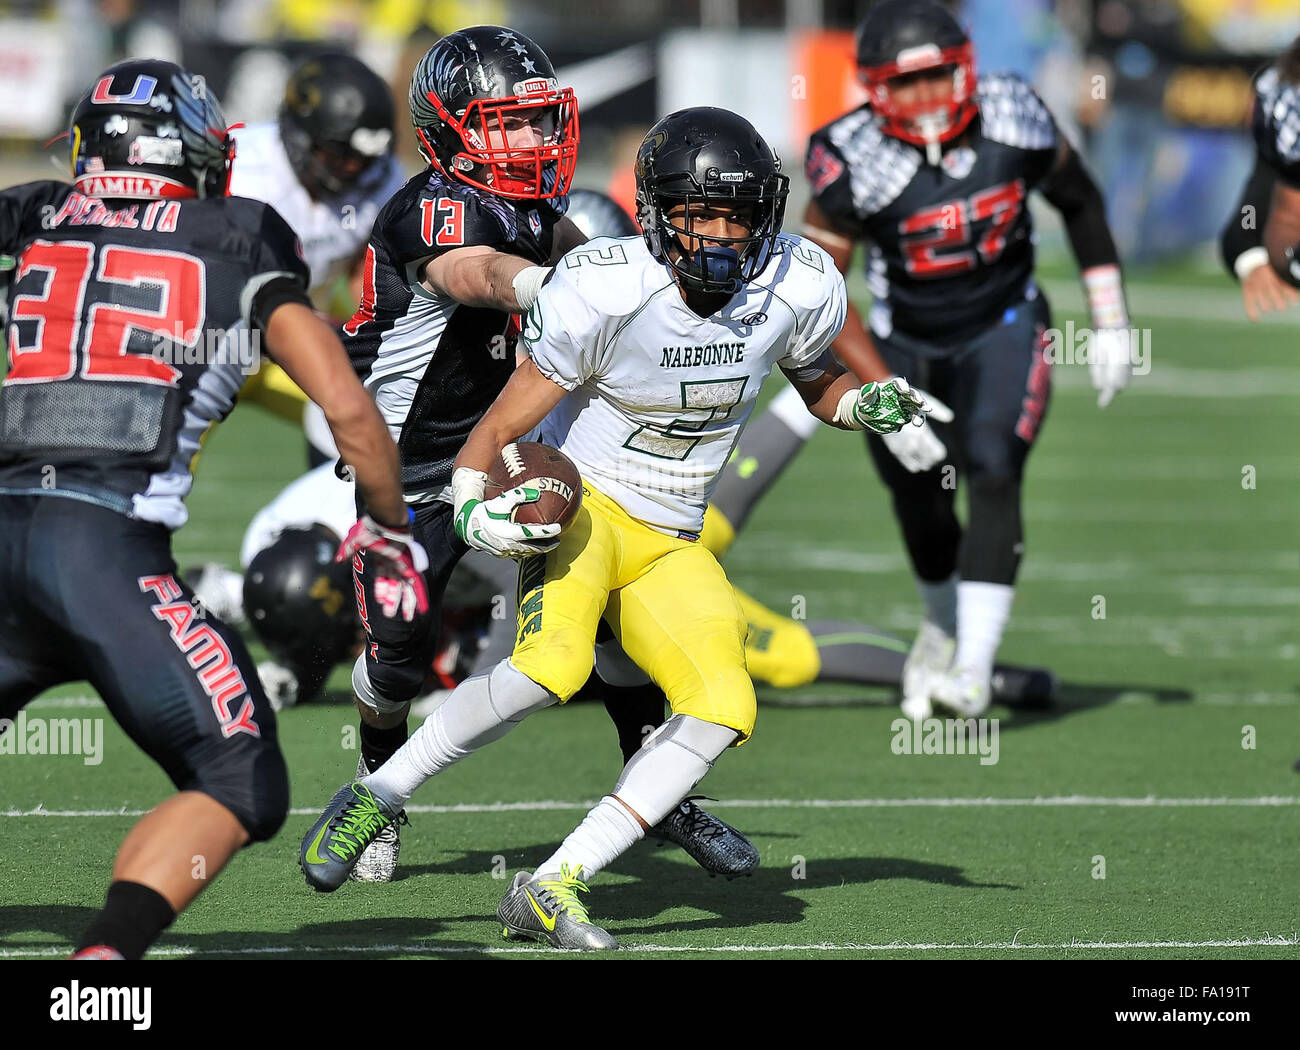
[484,441,583,528]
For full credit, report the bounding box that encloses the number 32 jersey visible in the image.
[806,72,1059,345]
[523,234,846,536]
[0,180,309,528]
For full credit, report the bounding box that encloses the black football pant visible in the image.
[0,494,288,840]
[354,498,469,705]
[866,295,1053,587]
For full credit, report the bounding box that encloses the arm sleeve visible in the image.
[518,261,605,390]
[1219,158,1274,279]
[1038,144,1122,271]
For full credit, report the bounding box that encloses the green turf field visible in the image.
[1,271,1297,960]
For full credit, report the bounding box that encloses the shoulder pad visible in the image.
[550,236,657,319]
[976,73,1057,151]
[762,234,840,305]
[376,170,516,264]
[1253,65,1300,183]
[818,108,920,218]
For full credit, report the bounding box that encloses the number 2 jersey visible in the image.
[805,72,1059,346]
[523,234,846,536]
[0,180,309,528]
[343,168,562,503]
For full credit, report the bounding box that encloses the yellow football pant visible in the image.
[700,505,822,690]
[511,484,756,742]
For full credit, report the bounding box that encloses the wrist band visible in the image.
[1233,246,1270,281]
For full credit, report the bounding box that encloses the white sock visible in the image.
[917,574,958,636]
[365,661,553,810]
[533,715,737,880]
[953,580,1015,681]
[535,796,644,881]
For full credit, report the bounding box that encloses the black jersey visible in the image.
[806,73,1059,345]
[0,181,309,528]
[1252,65,1300,187]
[343,168,561,500]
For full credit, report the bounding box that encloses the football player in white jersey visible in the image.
[229,52,406,464]
[187,52,408,619]
[299,107,930,949]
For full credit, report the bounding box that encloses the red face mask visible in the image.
[859,41,977,163]
[420,86,579,201]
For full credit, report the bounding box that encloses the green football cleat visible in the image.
[497,865,617,951]
[300,780,403,892]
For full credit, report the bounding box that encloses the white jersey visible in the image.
[240,462,358,568]
[523,234,846,535]
[228,122,405,288]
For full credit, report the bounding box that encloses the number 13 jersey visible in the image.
[523,233,846,537]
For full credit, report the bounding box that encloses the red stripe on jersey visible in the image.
[343,244,377,337]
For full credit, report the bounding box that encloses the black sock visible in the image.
[360,719,409,775]
[76,880,175,961]
[603,683,668,765]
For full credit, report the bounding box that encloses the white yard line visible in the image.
[3,796,1297,819]
[2,935,1296,959]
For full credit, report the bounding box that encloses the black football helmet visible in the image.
[565,188,637,238]
[243,525,360,703]
[69,59,234,200]
[635,107,788,295]
[408,25,578,201]
[856,0,977,159]
[280,52,396,199]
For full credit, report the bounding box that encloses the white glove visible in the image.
[880,388,954,472]
[452,466,561,558]
[257,661,300,712]
[1090,328,1131,408]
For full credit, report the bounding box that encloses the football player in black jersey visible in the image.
[0,60,423,959]
[803,0,1132,717]
[1237,35,1300,773]
[1220,36,1300,321]
[1248,36,1300,298]
[324,25,591,884]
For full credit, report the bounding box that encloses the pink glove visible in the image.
[335,512,430,622]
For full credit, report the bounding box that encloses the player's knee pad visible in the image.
[487,660,558,721]
[512,625,596,701]
[613,714,739,826]
[352,655,413,716]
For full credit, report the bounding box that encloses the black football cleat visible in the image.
[651,796,758,878]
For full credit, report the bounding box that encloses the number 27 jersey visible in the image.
[523,234,846,536]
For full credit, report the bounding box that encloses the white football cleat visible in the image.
[901,620,953,714]
[930,666,992,718]
[348,755,403,883]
